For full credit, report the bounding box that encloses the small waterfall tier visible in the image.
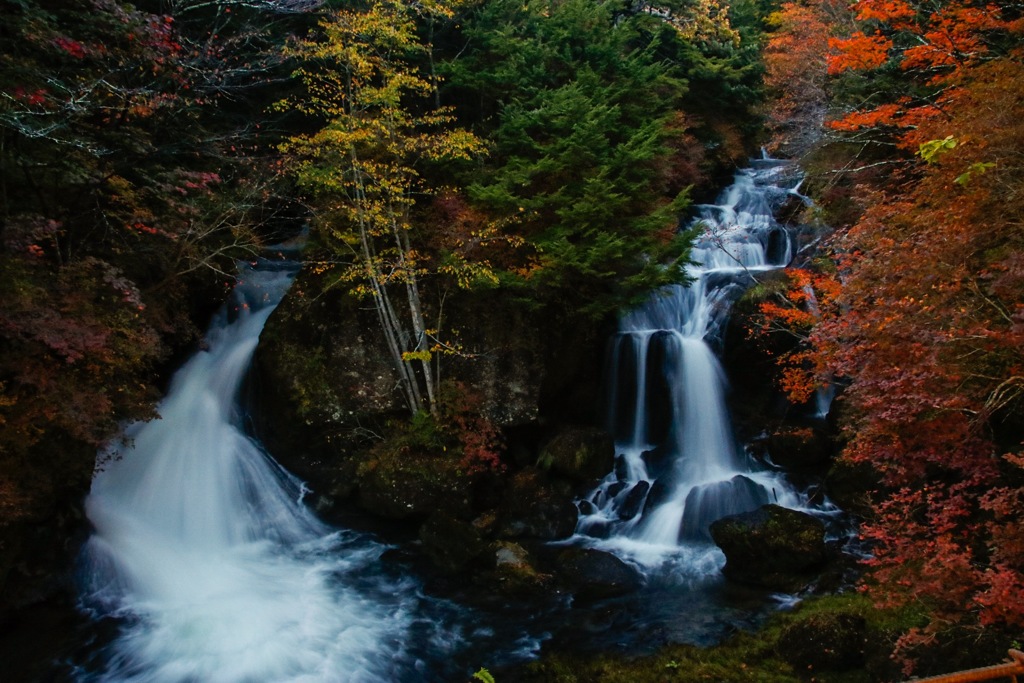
[576,159,815,571]
[77,262,424,682]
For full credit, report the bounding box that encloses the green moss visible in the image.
[519,594,927,683]
[269,342,337,421]
[353,414,475,520]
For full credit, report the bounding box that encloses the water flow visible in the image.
[77,262,423,682]
[578,159,810,571]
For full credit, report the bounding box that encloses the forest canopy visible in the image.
[2,0,1021,674]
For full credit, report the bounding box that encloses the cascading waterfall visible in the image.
[77,262,427,683]
[577,157,816,570]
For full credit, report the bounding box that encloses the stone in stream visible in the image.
[555,547,643,600]
[679,474,771,542]
[616,481,650,521]
[709,504,828,591]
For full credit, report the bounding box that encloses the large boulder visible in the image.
[680,475,771,542]
[419,513,485,574]
[484,541,554,597]
[497,469,579,540]
[719,269,806,429]
[536,426,615,483]
[253,269,611,506]
[554,547,643,600]
[709,504,828,590]
[355,450,472,521]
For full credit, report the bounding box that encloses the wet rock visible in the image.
[776,612,868,671]
[709,504,827,590]
[577,499,597,516]
[617,481,650,521]
[497,470,579,540]
[537,427,615,483]
[641,475,675,516]
[578,519,612,539]
[640,443,673,480]
[680,475,770,542]
[419,513,485,574]
[607,336,640,442]
[614,455,629,481]
[555,548,643,600]
[605,481,628,499]
[487,542,553,597]
[643,331,678,444]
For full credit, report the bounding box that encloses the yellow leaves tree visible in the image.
[279,0,485,417]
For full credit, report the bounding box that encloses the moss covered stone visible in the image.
[419,513,485,573]
[710,504,828,590]
[355,447,472,521]
[536,426,615,483]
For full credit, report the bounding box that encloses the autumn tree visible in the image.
[0,0,314,589]
[825,0,1022,150]
[762,0,849,153]
[757,0,1024,662]
[279,0,490,417]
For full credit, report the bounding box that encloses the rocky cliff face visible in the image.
[252,269,613,513]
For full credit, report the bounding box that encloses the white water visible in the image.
[77,263,424,682]
[578,159,818,573]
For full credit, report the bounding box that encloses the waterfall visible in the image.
[77,262,422,682]
[577,158,811,570]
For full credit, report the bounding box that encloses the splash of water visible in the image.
[78,263,422,682]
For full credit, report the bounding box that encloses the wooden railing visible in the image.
[904,650,1024,683]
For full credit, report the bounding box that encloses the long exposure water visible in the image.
[43,158,843,683]
[574,156,836,575]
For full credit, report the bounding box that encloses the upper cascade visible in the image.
[576,157,826,572]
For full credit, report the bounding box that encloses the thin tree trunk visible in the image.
[351,151,423,414]
[392,203,438,416]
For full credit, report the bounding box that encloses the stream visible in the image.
[38,156,847,682]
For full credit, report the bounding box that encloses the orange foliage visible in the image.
[826,0,1019,141]
[763,0,836,150]
[852,0,915,24]
[749,268,841,405]
[827,31,891,74]
[802,53,1024,641]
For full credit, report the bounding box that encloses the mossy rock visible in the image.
[418,513,485,574]
[485,541,554,597]
[536,426,615,483]
[710,504,828,591]
[776,611,868,672]
[496,469,579,540]
[511,593,928,683]
[355,449,472,521]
